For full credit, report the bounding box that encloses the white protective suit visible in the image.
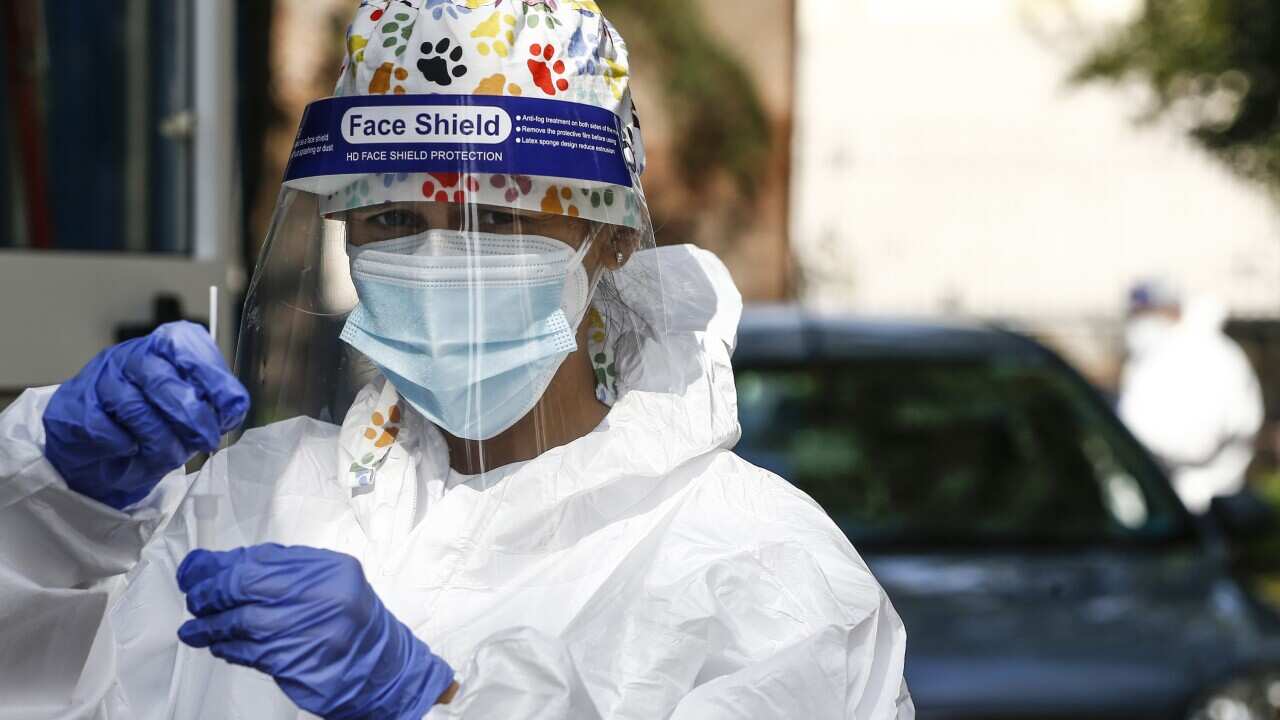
[0,246,913,719]
[1119,298,1265,513]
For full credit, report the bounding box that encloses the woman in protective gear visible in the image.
[0,2,913,717]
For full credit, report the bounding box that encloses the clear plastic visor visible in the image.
[235,181,664,475]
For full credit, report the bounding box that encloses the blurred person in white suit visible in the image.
[1119,279,1264,513]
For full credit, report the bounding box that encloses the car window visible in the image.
[734,357,1189,546]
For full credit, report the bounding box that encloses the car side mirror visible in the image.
[1208,492,1275,541]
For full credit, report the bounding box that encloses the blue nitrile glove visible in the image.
[177,544,455,720]
[42,321,249,509]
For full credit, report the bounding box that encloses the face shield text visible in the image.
[342,106,513,145]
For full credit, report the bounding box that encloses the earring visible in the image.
[615,251,625,265]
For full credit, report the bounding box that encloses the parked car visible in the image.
[732,306,1280,720]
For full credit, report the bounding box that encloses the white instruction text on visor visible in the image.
[342,106,513,145]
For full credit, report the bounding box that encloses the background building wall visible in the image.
[791,0,1280,380]
[644,0,795,302]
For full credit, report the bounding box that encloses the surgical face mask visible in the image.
[1124,315,1176,358]
[339,230,593,441]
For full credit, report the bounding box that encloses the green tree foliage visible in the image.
[606,0,771,197]
[1074,0,1280,190]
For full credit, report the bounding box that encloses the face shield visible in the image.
[235,91,679,472]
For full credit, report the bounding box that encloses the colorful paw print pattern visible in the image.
[520,0,563,30]
[417,38,468,86]
[472,11,517,58]
[329,0,646,228]
[527,43,570,96]
[322,170,647,231]
[566,0,602,15]
[341,381,405,488]
[348,34,370,64]
[339,177,376,209]
[565,23,599,73]
[339,0,631,114]
[490,174,535,202]
[381,10,417,57]
[473,73,523,96]
[586,306,620,406]
[581,186,615,210]
[424,0,472,21]
[422,172,482,203]
[369,63,410,94]
[365,405,402,448]
[541,185,580,217]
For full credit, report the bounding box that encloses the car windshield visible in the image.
[734,356,1192,547]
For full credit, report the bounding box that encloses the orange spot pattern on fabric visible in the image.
[541,186,563,215]
[588,308,606,344]
[540,185,580,217]
[474,73,507,95]
[375,426,400,448]
[369,63,410,95]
